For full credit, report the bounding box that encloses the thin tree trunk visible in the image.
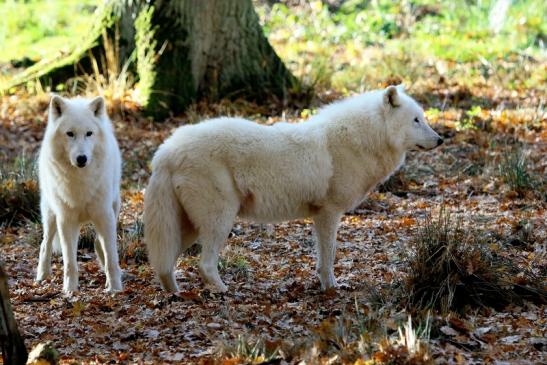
[0,264,27,365]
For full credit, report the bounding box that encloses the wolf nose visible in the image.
[437,138,444,146]
[76,155,87,167]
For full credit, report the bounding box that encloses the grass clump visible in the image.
[215,335,281,365]
[306,309,432,364]
[219,255,250,281]
[118,216,147,265]
[498,147,538,197]
[404,206,546,313]
[78,224,97,250]
[212,309,433,364]
[371,316,432,365]
[0,156,40,226]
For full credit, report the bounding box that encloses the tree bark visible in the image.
[155,0,296,109]
[0,264,27,365]
[4,0,297,120]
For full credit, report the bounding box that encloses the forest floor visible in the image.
[0,77,545,364]
[1,1,546,363]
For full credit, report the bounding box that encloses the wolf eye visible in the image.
[414,118,420,124]
[66,131,74,137]
[86,131,93,137]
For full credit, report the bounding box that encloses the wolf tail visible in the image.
[144,161,184,292]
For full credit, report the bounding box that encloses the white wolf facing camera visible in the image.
[36,95,123,293]
[144,85,443,293]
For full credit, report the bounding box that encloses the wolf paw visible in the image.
[105,286,123,293]
[63,286,78,298]
[63,276,79,293]
[207,282,228,293]
[105,279,123,293]
[319,272,338,291]
[36,268,52,282]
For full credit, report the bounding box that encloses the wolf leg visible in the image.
[93,209,123,292]
[36,208,56,281]
[313,210,342,290]
[197,212,237,293]
[57,218,80,293]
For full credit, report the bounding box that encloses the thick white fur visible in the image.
[144,86,442,292]
[36,95,123,293]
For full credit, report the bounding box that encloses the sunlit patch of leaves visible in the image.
[0,155,40,225]
[403,206,546,313]
[457,106,492,131]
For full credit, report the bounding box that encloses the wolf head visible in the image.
[47,95,109,169]
[382,85,443,151]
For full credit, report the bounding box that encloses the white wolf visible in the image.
[36,95,123,293]
[144,85,442,293]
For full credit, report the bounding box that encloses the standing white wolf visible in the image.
[36,95,123,293]
[144,85,443,293]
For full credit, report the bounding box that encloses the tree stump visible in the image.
[0,264,27,365]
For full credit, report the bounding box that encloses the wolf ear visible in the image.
[50,95,66,119]
[383,85,401,108]
[89,96,106,118]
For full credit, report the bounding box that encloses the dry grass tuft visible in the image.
[0,156,40,226]
[403,206,546,313]
[369,316,433,365]
[497,147,542,198]
[214,335,282,364]
[118,216,147,265]
[211,306,434,364]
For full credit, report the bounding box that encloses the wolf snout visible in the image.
[437,138,444,146]
[76,155,88,168]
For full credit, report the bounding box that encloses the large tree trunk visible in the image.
[0,264,27,365]
[4,0,297,120]
[144,0,296,117]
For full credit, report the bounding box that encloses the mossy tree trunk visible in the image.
[5,0,297,120]
[142,0,296,118]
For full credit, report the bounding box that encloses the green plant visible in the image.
[256,0,546,93]
[219,255,249,281]
[457,105,483,130]
[498,147,537,195]
[0,0,97,64]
